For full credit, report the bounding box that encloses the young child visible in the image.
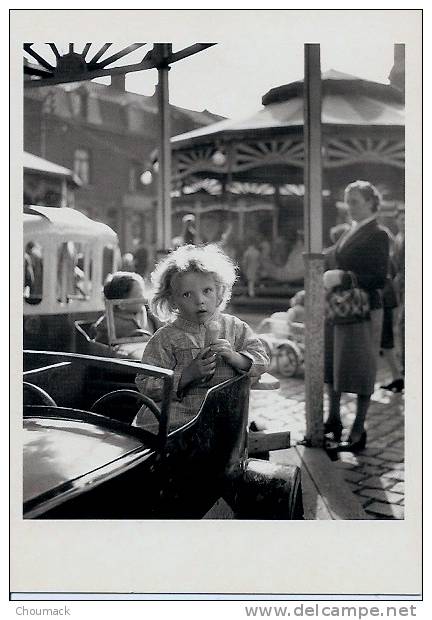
[286,290,305,342]
[134,244,270,430]
[286,290,305,325]
[94,271,158,344]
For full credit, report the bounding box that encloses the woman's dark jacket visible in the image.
[336,218,390,310]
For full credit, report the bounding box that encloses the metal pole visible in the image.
[156,48,172,252]
[303,43,324,447]
[41,112,47,159]
[273,185,280,243]
[61,178,67,208]
[195,198,201,242]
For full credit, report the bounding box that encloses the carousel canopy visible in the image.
[171,70,404,149]
[24,152,82,187]
[167,70,404,194]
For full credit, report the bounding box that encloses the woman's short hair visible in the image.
[150,244,237,321]
[344,180,382,212]
[103,271,144,300]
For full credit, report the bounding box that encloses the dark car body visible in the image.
[23,350,303,520]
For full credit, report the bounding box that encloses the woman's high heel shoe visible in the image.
[381,379,404,393]
[332,431,367,453]
[323,420,343,442]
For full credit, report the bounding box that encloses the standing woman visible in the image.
[324,181,390,451]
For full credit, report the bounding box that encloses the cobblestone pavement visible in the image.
[237,309,405,520]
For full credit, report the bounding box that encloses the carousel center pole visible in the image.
[156,44,172,254]
[303,43,325,447]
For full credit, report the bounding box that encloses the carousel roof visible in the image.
[171,70,404,149]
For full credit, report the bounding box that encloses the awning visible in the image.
[23,205,117,243]
[24,152,82,187]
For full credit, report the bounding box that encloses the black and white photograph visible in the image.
[10,8,422,602]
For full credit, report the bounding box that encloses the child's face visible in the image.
[172,272,219,324]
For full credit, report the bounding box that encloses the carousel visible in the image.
[168,70,404,287]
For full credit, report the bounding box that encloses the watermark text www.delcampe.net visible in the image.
[244,604,418,618]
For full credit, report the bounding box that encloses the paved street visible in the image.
[235,306,405,520]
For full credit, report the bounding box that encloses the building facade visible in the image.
[24,75,223,256]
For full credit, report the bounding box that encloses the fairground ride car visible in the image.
[74,296,162,361]
[23,350,304,520]
[23,205,120,352]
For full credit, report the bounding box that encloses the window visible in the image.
[71,93,82,117]
[24,241,43,305]
[42,90,56,115]
[127,105,144,133]
[57,241,92,304]
[129,164,142,193]
[71,90,89,119]
[102,245,118,284]
[74,148,91,185]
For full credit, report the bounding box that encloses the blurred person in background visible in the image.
[121,252,136,272]
[393,205,405,378]
[181,213,198,245]
[134,245,149,278]
[242,238,261,297]
[379,230,404,393]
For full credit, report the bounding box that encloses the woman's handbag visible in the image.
[325,272,370,325]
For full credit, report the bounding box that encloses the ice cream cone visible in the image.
[205,320,220,347]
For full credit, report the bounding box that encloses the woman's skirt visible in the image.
[325,308,383,395]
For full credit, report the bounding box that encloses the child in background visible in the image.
[94,271,159,344]
[287,290,305,325]
[134,244,270,430]
[286,290,305,341]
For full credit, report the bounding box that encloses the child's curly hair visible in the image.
[150,244,237,321]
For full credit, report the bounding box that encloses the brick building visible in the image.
[24,74,223,255]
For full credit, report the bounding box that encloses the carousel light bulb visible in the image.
[140,170,153,186]
[212,150,226,166]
